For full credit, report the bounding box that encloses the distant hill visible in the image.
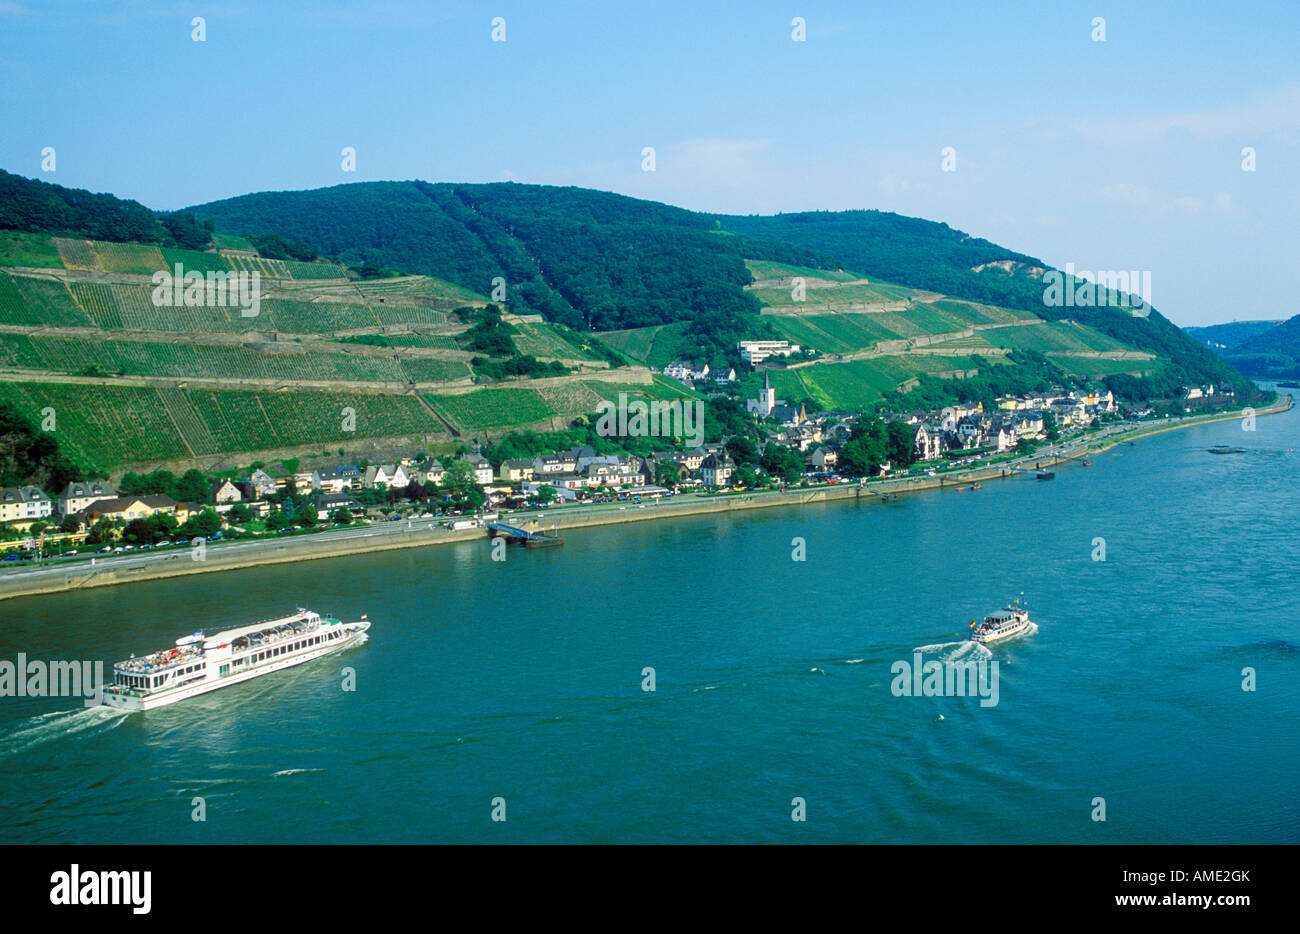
[1188,316,1300,379]
[1184,320,1282,351]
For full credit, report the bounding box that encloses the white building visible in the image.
[738,340,800,365]
[58,480,117,517]
[0,486,53,524]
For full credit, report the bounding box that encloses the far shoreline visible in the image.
[0,394,1291,604]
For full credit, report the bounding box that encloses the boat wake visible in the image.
[0,706,128,759]
[912,640,994,662]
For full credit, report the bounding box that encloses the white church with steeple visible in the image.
[746,371,776,418]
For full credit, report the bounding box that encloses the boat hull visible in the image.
[94,622,369,712]
[970,620,1032,644]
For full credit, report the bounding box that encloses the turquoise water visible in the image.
[2,405,1298,843]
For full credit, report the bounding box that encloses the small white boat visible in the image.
[970,604,1033,644]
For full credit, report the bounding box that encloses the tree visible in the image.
[265,510,290,532]
[59,514,80,533]
[441,459,484,508]
[1042,411,1060,441]
[176,469,209,504]
[654,462,682,489]
[299,504,319,526]
[726,436,760,466]
[329,507,353,524]
[87,517,114,544]
[731,464,758,488]
[122,517,164,545]
[760,443,803,483]
[227,503,252,523]
[840,415,889,477]
[535,485,557,504]
[885,420,915,468]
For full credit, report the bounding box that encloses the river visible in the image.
[1,399,1297,843]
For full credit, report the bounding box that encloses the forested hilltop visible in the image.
[190,181,823,361]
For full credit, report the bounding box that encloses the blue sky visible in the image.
[1,0,1296,326]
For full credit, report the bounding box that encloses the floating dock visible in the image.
[486,522,564,548]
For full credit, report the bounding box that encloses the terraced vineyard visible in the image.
[281,258,348,279]
[53,238,100,270]
[537,381,605,416]
[95,241,166,274]
[0,333,445,384]
[399,357,472,383]
[373,304,450,327]
[0,381,190,465]
[511,320,600,360]
[160,247,233,274]
[425,387,556,431]
[225,253,292,278]
[7,274,93,326]
[0,378,444,469]
[262,298,380,333]
[68,282,124,329]
[980,320,1130,355]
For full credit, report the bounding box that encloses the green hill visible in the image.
[0,172,1269,474]
[1188,316,1300,379]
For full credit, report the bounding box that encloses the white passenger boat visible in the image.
[94,608,370,711]
[969,604,1033,644]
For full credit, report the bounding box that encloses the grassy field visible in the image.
[0,231,63,268]
[594,325,662,362]
[160,247,233,274]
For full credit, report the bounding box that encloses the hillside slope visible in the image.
[716,210,1253,398]
[186,180,1250,396]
